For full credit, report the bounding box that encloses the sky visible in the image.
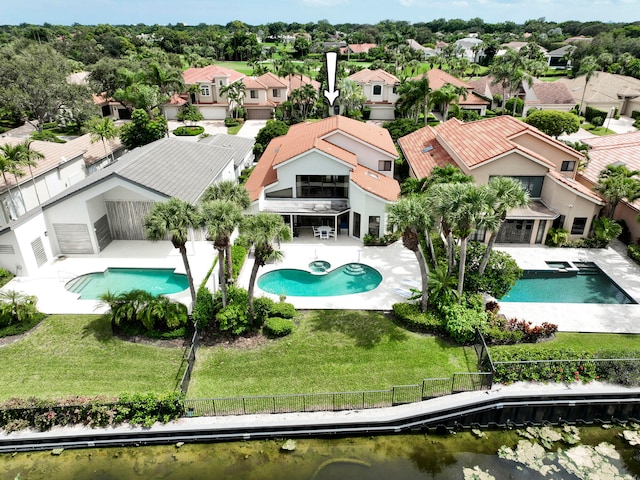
[2,0,639,26]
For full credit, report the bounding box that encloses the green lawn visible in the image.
[490,332,640,355]
[0,315,185,400]
[188,310,476,399]
[582,123,616,136]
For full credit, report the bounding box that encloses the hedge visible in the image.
[173,126,204,136]
[263,317,293,337]
[391,303,444,334]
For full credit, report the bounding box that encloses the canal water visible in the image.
[1,426,639,479]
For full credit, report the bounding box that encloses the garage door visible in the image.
[53,224,93,254]
[246,108,272,120]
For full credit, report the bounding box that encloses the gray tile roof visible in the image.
[42,138,239,209]
[199,134,255,168]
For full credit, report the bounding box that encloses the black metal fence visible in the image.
[179,330,199,395]
[183,372,493,417]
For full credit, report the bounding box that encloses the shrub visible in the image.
[217,303,251,335]
[30,130,66,143]
[192,285,215,330]
[463,242,522,299]
[441,303,488,344]
[391,302,444,334]
[628,244,640,265]
[263,317,294,337]
[0,290,40,328]
[229,244,247,280]
[270,302,295,319]
[253,296,275,323]
[591,116,604,127]
[224,117,239,127]
[0,267,13,288]
[591,217,622,247]
[545,227,569,247]
[172,125,204,136]
[631,110,640,121]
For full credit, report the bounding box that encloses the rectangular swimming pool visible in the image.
[501,262,636,304]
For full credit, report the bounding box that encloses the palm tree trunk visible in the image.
[446,231,455,275]
[218,249,227,307]
[478,231,497,277]
[179,245,197,307]
[28,166,41,205]
[412,245,430,312]
[225,244,234,285]
[247,260,261,319]
[425,231,437,268]
[457,237,468,299]
[1,172,17,219]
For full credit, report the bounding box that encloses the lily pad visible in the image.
[463,465,496,479]
[621,430,640,446]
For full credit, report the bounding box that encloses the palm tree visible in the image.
[0,143,26,217]
[594,165,640,218]
[201,181,250,282]
[88,117,119,164]
[431,83,468,121]
[478,177,530,276]
[145,63,185,100]
[337,78,366,118]
[17,140,44,205]
[240,213,291,319]
[200,199,245,308]
[387,195,433,312]
[577,55,599,115]
[219,81,246,119]
[144,198,199,307]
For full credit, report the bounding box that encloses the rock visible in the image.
[463,465,495,479]
[175,442,184,448]
[281,439,297,451]
[621,430,640,446]
[51,448,64,456]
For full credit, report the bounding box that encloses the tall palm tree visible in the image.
[431,83,468,121]
[478,177,530,276]
[0,143,26,217]
[200,199,245,308]
[145,63,185,100]
[594,165,640,218]
[144,198,199,307]
[201,181,250,282]
[88,117,119,164]
[387,195,433,312]
[577,55,599,115]
[17,140,45,205]
[337,78,366,118]
[219,81,246,119]
[240,213,291,319]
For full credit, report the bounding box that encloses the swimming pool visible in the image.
[501,262,636,304]
[257,263,382,297]
[65,268,189,300]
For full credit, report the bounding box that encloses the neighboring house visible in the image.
[340,43,377,58]
[557,72,640,117]
[406,39,437,60]
[545,45,576,69]
[453,36,484,63]
[469,76,575,115]
[577,132,640,241]
[347,69,400,120]
[415,69,490,117]
[0,138,238,276]
[245,115,400,240]
[67,71,131,120]
[199,133,255,178]
[164,65,245,120]
[0,134,124,227]
[398,116,604,244]
[244,72,320,120]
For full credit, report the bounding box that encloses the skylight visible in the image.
[422,145,434,153]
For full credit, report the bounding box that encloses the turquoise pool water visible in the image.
[65,268,189,300]
[502,263,636,304]
[258,263,382,297]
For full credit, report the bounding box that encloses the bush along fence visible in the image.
[183,372,493,417]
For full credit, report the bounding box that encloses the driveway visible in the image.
[559,115,638,143]
[236,120,267,139]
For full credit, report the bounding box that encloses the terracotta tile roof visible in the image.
[243,77,265,89]
[351,164,400,201]
[168,93,188,106]
[416,68,469,90]
[348,68,400,85]
[256,72,287,88]
[284,74,321,91]
[547,169,604,204]
[340,43,377,54]
[397,127,455,178]
[245,136,282,202]
[182,65,244,85]
[468,75,504,98]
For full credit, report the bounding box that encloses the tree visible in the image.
[288,84,318,121]
[143,198,199,307]
[478,177,530,276]
[337,78,366,118]
[220,81,246,119]
[176,104,204,126]
[119,109,168,149]
[145,63,184,100]
[524,110,581,138]
[577,55,600,114]
[201,181,250,283]
[16,140,45,206]
[254,120,289,157]
[431,83,468,120]
[88,117,119,164]
[200,199,245,308]
[386,195,433,312]
[240,213,291,319]
[0,143,27,217]
[396,76,432,126]
[594,165,640,218]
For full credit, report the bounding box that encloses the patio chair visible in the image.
[313,226,321,238]
[394,288,413,298]
[320,230,329,240]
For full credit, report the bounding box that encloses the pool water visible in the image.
[258,263,382,297]
[502,262,636,304]
[65,268,189,300]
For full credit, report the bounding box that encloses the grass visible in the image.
[0,315,185,400]
[582,123,616,135]
[490,332,640,355]
[227,124,242,135]
[188,310,476,399]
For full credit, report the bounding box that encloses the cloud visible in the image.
[300,0,349,5]
[397,0,417,5]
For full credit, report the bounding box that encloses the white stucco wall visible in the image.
[348,184,390,239]
[0,213,52,276]
[323,132,396,177]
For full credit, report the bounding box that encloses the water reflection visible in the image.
[1,427,638,479]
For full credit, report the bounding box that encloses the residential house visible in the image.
[453,36,484,63]
[398,116,604,244]
[0,134,124,227]
[199,133,255,178]
[244,72,320,120]
[67,71,131,120]
[0,138,238,276]
[245,115,400,240]
[557,72,640,117]
[406,39,437,60]
[340,43,377,59]
[469,76,575,115]
[545,45,576,69]
[347,69,400,120]
[415,69,490,117]
[577,132,640,241]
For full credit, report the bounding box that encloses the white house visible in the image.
[347,69,400,121]
[245,116,400,240]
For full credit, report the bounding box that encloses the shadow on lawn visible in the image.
[81,314,113,343]
[307,310,409,348]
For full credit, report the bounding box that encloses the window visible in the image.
[552,214,565,230]
[392,85,398,94]
[373,85,382,95]
[368,216,380,237]
[199,85,210,96]
[272,89,280,97]
[250,90,258,99]
[571,217,587,235]
[353,212,361,238]
[491,175,544,198]
[378,160,392,171]
[296,175,348,198]
[535,220,547,244]
[561,161,576,172]
[470,228,486,242]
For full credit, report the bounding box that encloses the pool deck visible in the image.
[2,236,639,333]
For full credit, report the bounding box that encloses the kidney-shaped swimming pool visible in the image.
[257,263,382,297]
